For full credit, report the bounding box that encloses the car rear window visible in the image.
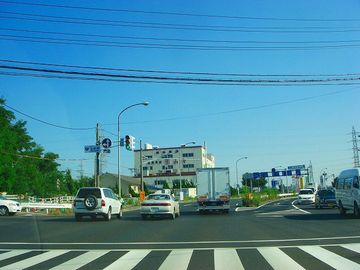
[148,194,170,200]
[299,190,313,194]
[76,188,101,198]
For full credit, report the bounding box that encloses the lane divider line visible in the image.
[291,200,311,214]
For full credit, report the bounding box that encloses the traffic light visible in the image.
[125,135,131,151]
[125,135,135,151]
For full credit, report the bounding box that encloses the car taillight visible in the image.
[101,199,105,207]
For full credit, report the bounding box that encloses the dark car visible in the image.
[315,189,336,209]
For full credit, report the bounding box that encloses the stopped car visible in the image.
[315,189,336,208]
[0,195,21,216]
[140,193,180,219]
[73,187,122,221]
[297,189,315,204]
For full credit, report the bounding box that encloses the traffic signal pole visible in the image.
[95,123,100,187]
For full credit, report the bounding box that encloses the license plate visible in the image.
[150,207,159,212]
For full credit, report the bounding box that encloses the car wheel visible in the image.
[338,201,346,216]
[171,210,175,220]
[105,207,112,221]
[8,212,16,216]
[354,202,360,218]
[315,203,318,209]
[84,195,98,210]
[0,206,9,216]
[117,206,123,219]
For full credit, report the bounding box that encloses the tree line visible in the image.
[0,98,93,197]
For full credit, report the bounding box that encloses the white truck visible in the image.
[197,167,231,213]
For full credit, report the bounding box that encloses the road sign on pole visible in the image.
[84,145,101,153]
[101,138,112,148]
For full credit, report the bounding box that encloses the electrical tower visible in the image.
[352,126,360,168]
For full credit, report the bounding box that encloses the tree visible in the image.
[0,98,63,197]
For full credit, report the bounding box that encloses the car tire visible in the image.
[84,195,98,210]
[171,210,175,220]
[117,206,123,219]
[315,203,318,209]
[339,201,346,216]
[0,206,9,216]
[75,214,82,221]
[354,202,360,218]
[105,207,112,221]
[8,212,16,216]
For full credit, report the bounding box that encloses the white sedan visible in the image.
[297,189,315,204]
[0,195,21,216]
[140,193,180,220]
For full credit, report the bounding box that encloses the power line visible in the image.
[3,35,360,51]
[3,103,95,130]
[2,70,360,87]
[1,11,360,33]
[3,27,360,46]
[1,64,360,84]
[3,15,360,33]
[1,0,360,22]
[1,59,359,78]
[0,151,93,162]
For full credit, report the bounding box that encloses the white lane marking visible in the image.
[104,250,150,270]
[214,249,244,270]
[291,200,311,214]
[1,236,360,245]
[300,246,360,270]
[1,250,68,270]
[0,250,30,261]
[50,250,109,270]
[158,249,192,270]
[258,247,305,270]
[342,243,360,253]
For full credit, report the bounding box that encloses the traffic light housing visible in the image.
[125,135,135,151]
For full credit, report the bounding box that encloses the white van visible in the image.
[335,168,360,217]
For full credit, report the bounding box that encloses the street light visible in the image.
[117,102,149,198]
[320,167,328,188]
[235,157,248,196]
[178,142,196,200]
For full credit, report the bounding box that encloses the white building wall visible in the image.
[133,145,215,190]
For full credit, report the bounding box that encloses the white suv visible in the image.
[0,195,21,216]
[73,187,122,221]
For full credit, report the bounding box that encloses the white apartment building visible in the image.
[134,145,215,191]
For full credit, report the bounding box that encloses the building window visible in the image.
[183,153,194,158]
[175,150,179,153]
[168,165,173,169]
[183,164,195,168]
[162,166,166,170]
[143,166,148,170]
[156,151,159,154]
[159,161,162,164]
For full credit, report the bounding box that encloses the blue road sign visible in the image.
[101,138,112,148]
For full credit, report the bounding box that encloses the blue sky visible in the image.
[1,0,360,187]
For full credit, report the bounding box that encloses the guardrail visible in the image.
[21,202,73,214]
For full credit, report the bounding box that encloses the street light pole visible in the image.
[320,168,328,188]
[117,102,149,198]
[236,157,248,196]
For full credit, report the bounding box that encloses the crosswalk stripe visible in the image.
[300,246,360,270]
[103,250,151,270]
[0,250,30,261]
[49,250,109,270]
[214,249,244,270]
[0,250,68,270]
[158,249,193,270]
[342,243,360,254]
[258,247,305,270]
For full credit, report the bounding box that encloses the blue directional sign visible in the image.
[101,138,112,148]
[84,145,101,153]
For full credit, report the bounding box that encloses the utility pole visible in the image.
[352,126,360,168]
[95,123,100,187]
[140,140,144,191]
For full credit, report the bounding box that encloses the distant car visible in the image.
[73,187,122,221]
[140,193,180,219]
[0,195,21,216]
[297,189,315,204]
[315,189,336,208]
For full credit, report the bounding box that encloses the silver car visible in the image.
[140,193,180,220]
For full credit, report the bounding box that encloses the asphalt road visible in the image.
[1,198,360,269]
